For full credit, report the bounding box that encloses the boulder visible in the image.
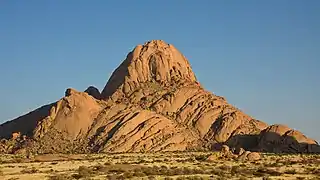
[247,152,261,161]
[238,151,251,161]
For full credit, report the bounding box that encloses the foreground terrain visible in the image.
[0,152,319,180]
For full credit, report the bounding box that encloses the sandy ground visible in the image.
[0,152,319,180]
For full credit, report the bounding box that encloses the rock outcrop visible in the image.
[0,40,318,154]
[84,86,101,99]
[100,40,197,100]
[258,124,319,153]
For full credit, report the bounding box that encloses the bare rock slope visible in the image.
[0,40,319,154]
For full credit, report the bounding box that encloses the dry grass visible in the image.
[0,152,319,180]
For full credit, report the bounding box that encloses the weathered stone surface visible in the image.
[238,151,251,161]
[247,152,261,161]
[233,147,245,155]
[257,124,319,153]
[221,145,230,154]
[0,40,318,154]
[100,40,197,100]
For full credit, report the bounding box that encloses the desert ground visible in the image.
[0,152,319,180]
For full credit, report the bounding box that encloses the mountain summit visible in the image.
[101,40,197,99]
[0,40,319,154]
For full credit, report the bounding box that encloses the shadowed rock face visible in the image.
[0,40,319,154]
[84,86,101,99]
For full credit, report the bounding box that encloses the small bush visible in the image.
[210,169,225,176]
[164,177,174,180]
[48,174,72,180]
[238,176,248,180]
[148,175,156,180]
[73,166,94,179]
[231,165,241,175]
[106,174,118,180]
[284,169,296,174]
[262,177,272,180]
[254,167,282,177]
[133,171,146,177]
[195,155,207,161]
[296,177,306,180]
[21,167,39,174]
[123,172,133,178]
[104,162,112,166]
[108,168,125,174]
[218,165,231,171]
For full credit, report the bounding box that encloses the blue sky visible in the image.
[0,1,319,141]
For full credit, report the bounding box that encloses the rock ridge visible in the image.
[0,39,319,154]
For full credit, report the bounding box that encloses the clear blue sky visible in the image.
[1,1,319,141]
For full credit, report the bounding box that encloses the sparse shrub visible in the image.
[141,166,157,175]
[73,166,94,179]
[231,165,241,175]
[182,167,193,174]
[48,174,72,180]
[210,169,225,176]
[310,168,320,175]
[108,167,125,174]
[238,176,248,180]
[296,177,306,180]
[164,177,174,180]
[148,175,156,180]
[187,175,205,180]
[115,175,125,180]
[176,176,205,180]
[284,169,296,174]
[218,165,231,171]
[104,162,112,166]
[195,154,207,161]
[123,172,133,178]
[254,167,282,177]
[192,168,205,174]
[137,159,147,164]
[170,167,184,175]
[106,174,118,180]
[8,178,20,180]
[176,177,187,180]
[13,158,23,163]
[133,171,146,177]
[21,167,39,174]
[262,177,272,180]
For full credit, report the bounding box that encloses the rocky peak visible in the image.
[100,40,197,99]
[65,88,78,97]
[84,86,101,99]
